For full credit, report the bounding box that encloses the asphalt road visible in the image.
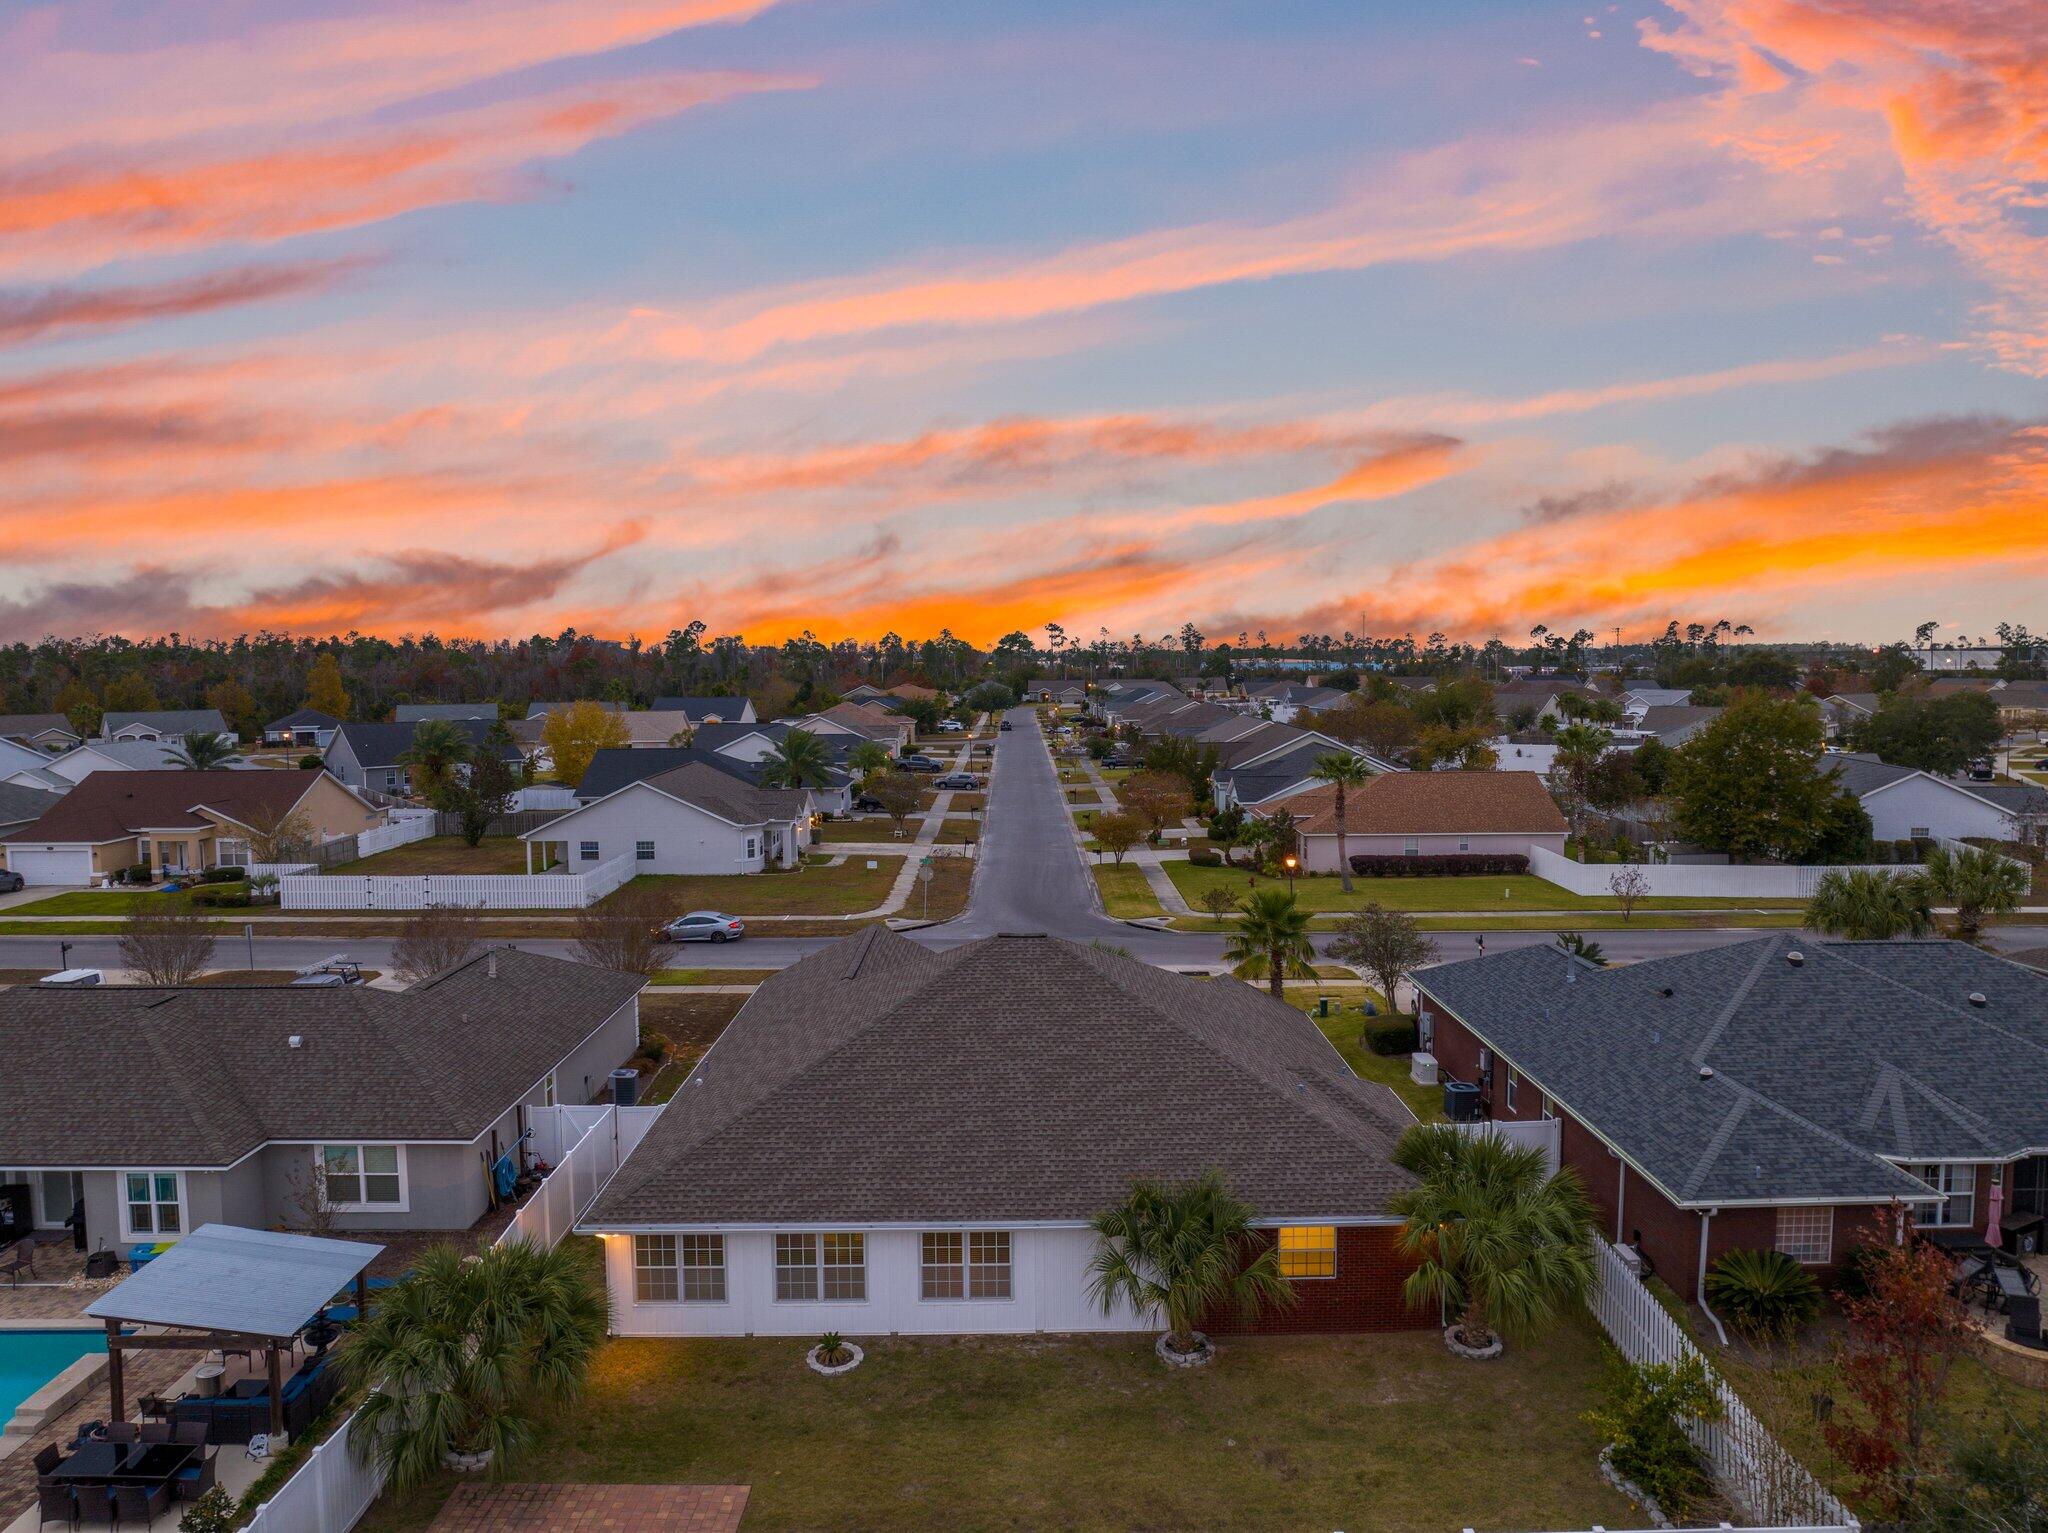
[0,707,1813,978]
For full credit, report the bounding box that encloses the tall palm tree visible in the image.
[396,719,472,803]
[1309,751,1373,893]
[343,1240,607,1490]
[762,727,834,789]
[1390,1122,1596,1356]
[1805,867,1935,941]
[169,729,236,770]
[1223,887,1317,1002]
[1087,1170,1294,1359]
[1920,844,2027,943]
[1550,722,1611,838]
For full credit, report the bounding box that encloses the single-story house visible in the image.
[0,733,67,788]
[1287,771,1567,872]
[1094,681,1185,721]
[0,783,64,839]
[0,950,643,1245]
[511,709,697,760]
[101,709,231,743]
[38,737,247,786]
[1828,753,2048,844]
[581,929,1425,1338]
[1251,685,1349,724]
[1415,935,2048,1300]
[886,683,939,703]
[791,702,915,754]
[0,713,82,753]
[524,759,809,875]
[1490,680,1600,727]
[262,709,342,749]
[1621,687,1692,713]
[652,696,758,724]
[1208,727,1397,813]
[1049,684,1089,707]
[579,737,856,817]
[0,769,381,884]
[1624,704,1722,748]
[393,702,499,722]
[322,718,522,796]
[1493,730,1561,775]
[841,684,887,703]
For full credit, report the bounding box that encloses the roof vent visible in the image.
[1659,986,1674,998]
[1967,991,1988,1008]
[288,1034,303,1049]
[487,949,498,979]
[1786,950,1805,967]
[1698,1065,1714,1081]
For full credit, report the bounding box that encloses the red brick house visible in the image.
[1413,935,2048,1306]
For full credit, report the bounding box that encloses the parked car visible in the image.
[899,754,944,772]
[661,911,746,944]
[937,719,966,733]
[934,773,979,790]
[854,794,887,813]
[998,721,1014,731]
[0,870,23,893]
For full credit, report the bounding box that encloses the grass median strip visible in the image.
[607,857,905,916]
[1163,862,1806,913]
[1091,862,1165,919]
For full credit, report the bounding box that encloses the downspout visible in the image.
[1695,1209,1729,1346]
[1614,1155,1627,1246]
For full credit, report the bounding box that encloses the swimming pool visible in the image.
[0,1328,108,1429]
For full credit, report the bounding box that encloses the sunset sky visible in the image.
[3,0,2044,648]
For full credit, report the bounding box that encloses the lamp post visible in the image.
[1283,853,1297,895]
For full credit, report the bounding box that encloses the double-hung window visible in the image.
[635,840,656,862]
[1403,836,1420,857]
[320,1144,404,1209]
[1902,1163,1976,1229]
[775,1233,865,1301]
[123,1172,182,1239]
[920,1231,1012,1299]
[633,1235,726,1302]
[1505,1071,1519,1112]
[579,840,600,862]
[1276,1225,1336,1279]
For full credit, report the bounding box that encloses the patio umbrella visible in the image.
[1986,1177,2004,1249]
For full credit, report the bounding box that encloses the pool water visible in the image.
[0,1328,108,1427]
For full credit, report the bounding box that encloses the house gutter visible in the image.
[1695,1209,1728,1346]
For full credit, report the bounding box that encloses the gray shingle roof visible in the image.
[625,760,809,826]
[1826,753,1921,797]
[0,950,644,1166]
[1416,934,2048,1207]
[0,782,63,828]
[103,710,230,737]
[331,718,521,769]
[585,930,1418,1228]
[575,745,848,804]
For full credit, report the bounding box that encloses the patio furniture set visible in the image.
[1934,1230,2046,1350]
[33,1420,217,1529]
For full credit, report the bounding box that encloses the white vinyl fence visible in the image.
[1588,1239,1858,1529]
[350,814,437,859]
[240,1103,662,1533]
[1531,847,1898,900]
[1453,1116,1560,1175]
[278,851,634,910]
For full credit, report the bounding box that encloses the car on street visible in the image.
[899,754,944,772]
[934,773,979,790]
[0,870,23,893]
[998,721,1014,731]
[937,719,965,732]
[660,911,747,944]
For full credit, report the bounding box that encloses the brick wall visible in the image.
[1207,1225,1432,1334]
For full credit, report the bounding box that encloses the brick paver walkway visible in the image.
[431,1484,750,1531]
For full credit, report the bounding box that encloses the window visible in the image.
[633,1235,678,1301]
[921,1231,1012,1299]
[774,1232,866,1301]
[776,1234,817,1300]
[1403,836,1419,856]
[320,1144,404,1208]
[579,840,600,862]
[1909,826,1930,840]
[540,1071,557,1108]
[635,840,656,861]
[1902,1163,1976,1229]
[1774,1206,1834,1265]
[1276,1225,1337,1279]
[1505,1071,1519,1112]
[681,1235,726,1301]
[1458,837,1471,852]
[823,1233,866,1300]
[745,836,758,860]
[1541,1093,1556,1121]
[123,1172,182,1238]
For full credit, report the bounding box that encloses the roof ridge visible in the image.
[136,998,255,1165]
[1816,943,2048,1064]
[1679,1091,1748,1201]
[1688,934,1783,1067]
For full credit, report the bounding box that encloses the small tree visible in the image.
[1222,887,1316,1002]
[169,729,238,769]
[762,728,835,790]
[1806,867,1934,940]
[243,804,319,866]
[1608,864,1651,922]
[1309,751,1374,893]
[864,769,924,834]
[1327,903,1436,1014]
[119,898,217,984]
[280,1156,339,1238]
[1920,843,2026,943]
[572,883,667,975]
[847,740,891,779]
[1090,809,1143,865]
[396,719,473,803]
[1585,1354,1725,1523]
[1119,770,1193,838]
[444,752,519,847]
[1199,885,1238,926]
[539,701,629,787]
[390,903,486,984]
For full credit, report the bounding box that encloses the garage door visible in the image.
[6,848,94,886]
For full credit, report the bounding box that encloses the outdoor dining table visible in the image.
[47,1440,197,1485]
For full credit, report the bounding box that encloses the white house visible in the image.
[580,930,1425,1339]
[1830,754,2048,844]
[522,761,809,875]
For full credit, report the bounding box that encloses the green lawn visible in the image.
[649,968,777,985]
[1164,862,1805,913]
[334,835,531,874]
[12,882,247,914]
[1282,990,1441,1122]
[356,1290,1633,1533]
[813,817,917,843]
[932,818,979,844]
[609,857,902,916]
[1091,861,1164,918]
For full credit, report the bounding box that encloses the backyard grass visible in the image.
[609,857,903,916]
[333,835,530,874]
[1092,861,1165,918]
[355,1300,1633,1533]
[1282,989,1441,1122]
[636,992,746,1101]
[1164,863,1806,913]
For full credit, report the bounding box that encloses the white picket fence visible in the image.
[1588,1240,1858,1529]
[1531,846,1898,900]
[240,1103,661,1533]
[351,814,437,859]
[278,851,634,910]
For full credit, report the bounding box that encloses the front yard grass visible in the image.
[333,835,530,874]
[649,968,777,985]
[813,817,916,843]
[356,1309,1633,1533]
[609,857,903,916]
[12,882,247,914]
[1163,862,1806,913]
[1092,862,1164,918]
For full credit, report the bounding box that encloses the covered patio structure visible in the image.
[85,1225,383,1441]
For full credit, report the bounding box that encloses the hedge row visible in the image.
[1347,853,1530,877]
[1363,1017,1420,1056]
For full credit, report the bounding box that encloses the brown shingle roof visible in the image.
[637,761,807,826]
[1289,771,1567,835]
[0,769,322,845]
[584,930,1418,1227]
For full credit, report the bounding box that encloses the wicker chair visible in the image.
[70,1485,113,1528]
[34,1482,75,1531]
[138,1422,171,1444]
[172,1421,208,1448]
[115,1481,169,1526]
[103,1422,138,1444]
[33,1443,62,1477]
[175,1448,219,1502]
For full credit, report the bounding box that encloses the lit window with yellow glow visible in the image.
[1276,1225,1336,1279]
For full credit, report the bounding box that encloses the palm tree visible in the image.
[1805,867,1934,941]
[762,726,834,790]
[396,719,472,803]
[1550,722,1611,838]
[847,740,891,781]
[1309,751,1373,893]
[1389,1122,1597,1356]
[1555,931,1608,967]
[1223,887,1317,1002]
[1920,844,2027,943]
[169,729,236,769]
[343,1240,606,1490]
[1087,1171,1294,1359]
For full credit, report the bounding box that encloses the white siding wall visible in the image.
[1299,830,1565,873]
[540,784,768,876]
[601,1226,1147,1337]
[1861,777,2015,843]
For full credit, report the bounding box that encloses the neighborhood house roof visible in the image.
[1631,704,1723,744]
[0,713,76,743]
[585,930,1418,1227]
[0,950,645,1167]
[0,769,326,845]
[330,718,521,768]
[1418,936,2048,1207]
[1288,770,1566,836]
[103,709,229,737]
[0,782,64,828]
[393,703,499,722]
[575,745,845,804]
[265,709,341,731]
[553,756,807,829]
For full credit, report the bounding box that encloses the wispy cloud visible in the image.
[0,261,361,347]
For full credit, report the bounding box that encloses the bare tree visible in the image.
[1608,864,1651,923]
[243,804,320,866]
[573,883,667,975]
[390,902,487,984]
[119,898,217,984]
[280,1155,339,1238]
[1199,885,1238,926]
[1327,903,1437,1016]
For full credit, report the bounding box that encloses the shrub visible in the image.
[1187,847,1222,867]
[124,863,152,884]
[1705,1248,1823,1340]
[1349,853,1530,878]
[1362,1016,1420,1056]
[637,1028,669,1064]
[815,1330,853,1367]
[187,887,251,908]
[200,865,243,884]
[298,753,325,770]
[1585,1354,1724,1522]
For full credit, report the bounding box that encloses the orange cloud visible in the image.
[0,261,360,347]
